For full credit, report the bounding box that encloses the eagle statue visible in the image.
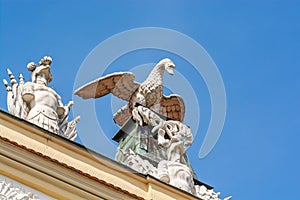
[74,58,185,126]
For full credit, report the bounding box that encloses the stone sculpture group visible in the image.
[75,58,231,200]
[3,56,231,200]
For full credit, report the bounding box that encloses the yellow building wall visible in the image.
[0,110,200,200]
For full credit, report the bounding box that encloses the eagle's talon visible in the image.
[132,108,143,126]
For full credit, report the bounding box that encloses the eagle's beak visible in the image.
[168,69,174,75]
[166,65,175,75]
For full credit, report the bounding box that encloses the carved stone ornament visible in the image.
[119,106,231,200]
[195,185,232,200]
[74,58,231,199]
[3,56,80,141]
[0,180,39,200]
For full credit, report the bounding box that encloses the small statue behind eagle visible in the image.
[74,58,185,126]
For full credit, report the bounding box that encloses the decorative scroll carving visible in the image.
[195,185,232,200]
[0,180,39,200]
[3,56,79,140]
[119,149,158,177]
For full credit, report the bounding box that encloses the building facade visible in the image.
[0,110,205,200]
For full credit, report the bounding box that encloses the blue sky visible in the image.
[1,1,299,199]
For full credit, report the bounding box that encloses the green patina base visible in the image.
[113,118,197,179]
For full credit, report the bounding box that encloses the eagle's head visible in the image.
[158,58,175,75]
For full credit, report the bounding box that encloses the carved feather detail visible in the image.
[74,58,185,126]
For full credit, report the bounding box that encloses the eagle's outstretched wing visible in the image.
[159,94,185,122]
[74,72,140,101]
